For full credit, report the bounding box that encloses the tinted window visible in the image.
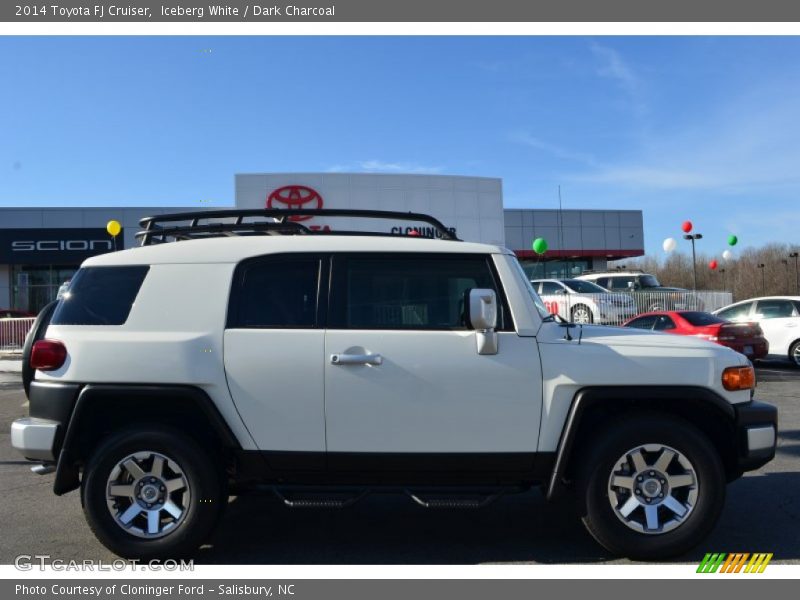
[717,302,753,321]
[680,312,726,326]
[51,266,149,326]
[540,281,563,295]
[626,315,657,330]
[229,258,321,328]
[653,315,676,331]
[595,278,611,289]
[562,279,608,294]
[610,276,636,290]
[755,300,796,319]
[335,255,506,330]
[640,275,661,288]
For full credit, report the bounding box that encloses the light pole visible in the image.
[683,233,703,290]
[791,252,799,294]
[782,259,790,294]
[757,263,766,295]
[718,268,727,291]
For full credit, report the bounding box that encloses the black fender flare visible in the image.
[545,386,736,501]
[54,384,241,495]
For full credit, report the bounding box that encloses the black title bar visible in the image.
[5,0,800,22]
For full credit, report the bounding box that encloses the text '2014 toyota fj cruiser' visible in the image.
[12,209,777,560]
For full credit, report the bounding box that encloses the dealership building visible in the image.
[0,173,644,313]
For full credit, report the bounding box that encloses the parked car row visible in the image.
[533,273,799,367]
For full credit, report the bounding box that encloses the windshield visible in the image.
[639,274,662,288]
[510,257,551,319]
[562,279,609,294]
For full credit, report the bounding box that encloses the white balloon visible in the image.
[722,249,733,261]
[662,237,677,253]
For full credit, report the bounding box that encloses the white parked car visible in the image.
[11,208,776,561]
[713,296,800,367]
[531,278,637,324]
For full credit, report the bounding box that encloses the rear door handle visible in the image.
[330,353,383,366]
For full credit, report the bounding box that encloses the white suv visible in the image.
[11,209,776,561]
[531,278,637,324]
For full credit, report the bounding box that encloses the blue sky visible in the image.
[1,36,799,257]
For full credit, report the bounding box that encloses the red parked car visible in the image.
[623,310,769,360]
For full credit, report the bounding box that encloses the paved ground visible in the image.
[0,362,798,565]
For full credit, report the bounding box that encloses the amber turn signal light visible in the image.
[721,366,755,391]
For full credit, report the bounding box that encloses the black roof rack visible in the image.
[136,208,460,246]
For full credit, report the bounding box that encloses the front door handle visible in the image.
[330,353,383,366]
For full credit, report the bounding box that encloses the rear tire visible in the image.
[82,426,226,559]
[579,413,725,560]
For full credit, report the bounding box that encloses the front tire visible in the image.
[82,427,225,559]
[789,340,800,368]
[579,413,725,560]
[571,304,594,324]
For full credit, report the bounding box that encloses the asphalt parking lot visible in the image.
[0,362,798,565]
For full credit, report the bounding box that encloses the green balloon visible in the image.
[727,235,738,246]
[532,237,548,254]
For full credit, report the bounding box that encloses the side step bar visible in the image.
[264,485,525,509]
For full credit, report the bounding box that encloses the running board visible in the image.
[404,490,505,509]
[264,485,518,509]
[272,488,369,509]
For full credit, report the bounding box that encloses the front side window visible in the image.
[653,315,676,331]
[51,266,149,326]
[228,257,321,328]
[639,275,662,288]
[332,254,507,330]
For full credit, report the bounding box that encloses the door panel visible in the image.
[324,330,542,453]
[222,254,327,452]
[224,329,325,451]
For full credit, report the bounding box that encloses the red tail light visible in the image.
[30,339,67,371]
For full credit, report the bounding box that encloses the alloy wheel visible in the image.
[105,451,191,539]
[607,443,698,535]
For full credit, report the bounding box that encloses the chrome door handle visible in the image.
[330,353,383,366]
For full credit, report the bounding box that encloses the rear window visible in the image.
[680,311,726,326]
[51,266,149,325]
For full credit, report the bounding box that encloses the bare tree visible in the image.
[612,243,800,302]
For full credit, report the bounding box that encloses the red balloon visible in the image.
[681,220,693,233]
[709,259,718,270]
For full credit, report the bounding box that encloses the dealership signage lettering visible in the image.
[0,228,119,265]
[266,185,457,238]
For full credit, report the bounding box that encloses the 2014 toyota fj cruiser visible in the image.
[11,209,777,560]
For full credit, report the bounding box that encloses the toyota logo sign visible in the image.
[266,185,323,221]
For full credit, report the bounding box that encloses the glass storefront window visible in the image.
[11,265,78,314]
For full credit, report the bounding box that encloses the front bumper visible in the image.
[734,400,778,472]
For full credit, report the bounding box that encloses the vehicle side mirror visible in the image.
[465,288,498,355]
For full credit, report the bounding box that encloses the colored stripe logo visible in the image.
[697,553,773,573]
